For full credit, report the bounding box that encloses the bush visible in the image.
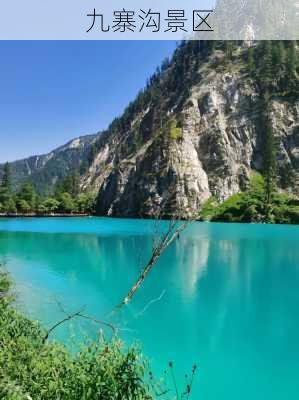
[39,198,60,214]
[57,192,77,213]
[0,270,154,400]
[166,120,183,141]
[200,197,219,221]
[76,193,96,214]
[200,173,299,224]
[16,199,31,214]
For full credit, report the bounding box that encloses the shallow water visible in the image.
[0,217,299,399]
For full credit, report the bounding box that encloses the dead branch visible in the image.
[76,313,116,335]
[42,308,85,343]
[42,306,116,344]
[115,215,188,310]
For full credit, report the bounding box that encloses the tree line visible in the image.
[1,41,298,219]
[200,41,299,224]
[246,40,298,94]
[0,163,95,215]
[255,41,298,211]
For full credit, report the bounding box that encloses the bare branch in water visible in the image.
[42,308,86,343]
[76,313,116,335]
[42,305,116,344]
[115,213,189,310]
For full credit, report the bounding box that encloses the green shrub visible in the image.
[38,197,60,214]
[167,120,183,141]
[203,173,299,225]
[200,197,219,221]
[0,269,198,399]
[0,271,153,400]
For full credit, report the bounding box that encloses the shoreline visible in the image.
[0,213,91,218]
[0,213,298,226]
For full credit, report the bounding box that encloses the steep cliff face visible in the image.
[3,42,298,217]
[81,45,298,218]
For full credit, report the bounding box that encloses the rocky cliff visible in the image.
[3,41,298,218]
[80,42,298,218]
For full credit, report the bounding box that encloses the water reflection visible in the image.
[1,220,299,399]
[176,236,210,298]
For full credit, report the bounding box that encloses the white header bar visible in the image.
[0,0,298,40]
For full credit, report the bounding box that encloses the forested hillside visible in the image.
[1,41,298,221]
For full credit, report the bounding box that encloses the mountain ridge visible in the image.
[83,41,299,218]
[1,41,298,217]
[0,133,99,194]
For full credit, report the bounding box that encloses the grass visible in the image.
[0,268,198,399]
[0,268,153,400]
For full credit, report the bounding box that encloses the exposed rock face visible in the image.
[212,0,298,40]
[81,49,298,218]
[3,42,298,218]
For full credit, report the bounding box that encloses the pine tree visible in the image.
[0,162,15,214]
[224,41,234,59]
[56,172,80,197]
[261,92,277,209]
[247,46,255,76]
[271,41,285,87]
[285,41,297,91]
[17,183,37,211]
[286,41,297,75]
[1,162,11,191]
[261,41,273,89]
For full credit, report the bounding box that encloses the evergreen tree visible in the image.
[224,41,234,59]
[285,41,297,91]
[17,183,37,211]
[5,198,17,214]
[76,193,95,214]
[261,92,277,210]
[271,41,285,87]
[0,162,15,214]
[57,192,76,214]
[247,46,255,76]
[39,198,60,214]
[260,41,273,89]
[1,162,11,190]
[17,199,31,214]
[286,41,297,76]
[56,172,80,197]
[0,188,12,212]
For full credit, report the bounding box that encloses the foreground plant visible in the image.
[0,269,197,399]
[0,269,153,400]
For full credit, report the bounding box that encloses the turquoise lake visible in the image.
[0,217,299,399]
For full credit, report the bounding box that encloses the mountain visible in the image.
[2,41,299,218]
[0,134,98,194]
[212,0,298,40]
[82,41,299,218]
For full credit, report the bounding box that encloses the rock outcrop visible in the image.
[81,46,298,218]
[3,42,298,218]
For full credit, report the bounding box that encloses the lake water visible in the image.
[0,217,299,399]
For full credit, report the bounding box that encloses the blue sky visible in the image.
[0,41,177,162]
